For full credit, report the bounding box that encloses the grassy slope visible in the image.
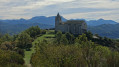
[24,30,55,66]
[23,45,35,65]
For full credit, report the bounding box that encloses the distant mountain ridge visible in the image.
[86,19,117,26]
[0,16,118,26]
[0,16,119,38]
[88,23,119,38]
[0,16,67,26]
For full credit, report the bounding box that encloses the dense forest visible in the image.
[0,26,119,67]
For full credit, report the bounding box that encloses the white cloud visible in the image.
[63,9,119,22]
[0,0,119,22]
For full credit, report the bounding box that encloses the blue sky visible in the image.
[0,0,119,22]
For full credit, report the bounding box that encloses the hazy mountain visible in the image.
[0,16,117,26]
[0,16,119,38]
[0,22,54,35]
[86,19,117,26]
[0,16,67,26]
[88,23,119,38]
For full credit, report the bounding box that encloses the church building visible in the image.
[55,13,87,34]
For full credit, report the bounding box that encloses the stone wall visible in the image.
[55,22,87,34]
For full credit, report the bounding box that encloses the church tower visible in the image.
[55,13,62,31]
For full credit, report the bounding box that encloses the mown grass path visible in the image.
[23,42,35,67]
[24,30,55,67]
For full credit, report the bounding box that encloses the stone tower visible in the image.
[55,13,62,31]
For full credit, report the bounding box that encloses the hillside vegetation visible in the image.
[0,26,46,67]
[88,24,119,38]
[31,29,119,67]
[1,26,119,67]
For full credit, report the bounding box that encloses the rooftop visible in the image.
[64,20,85,24]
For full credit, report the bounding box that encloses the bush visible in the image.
[0,49,25,67]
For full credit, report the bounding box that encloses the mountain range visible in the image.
[0,16,117,26]
[0,16,119,38]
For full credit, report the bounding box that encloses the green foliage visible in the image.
[55,32,75,45]
[1,27,119,67]
[85,31,93,40]
[25,26,42,38]
[56,31,62,44]
[31,31,119,67]
[31,44,85,67]
[0,26,47,67]
[85,31,117,50]
[75,34,88,44]
[60,35,68,45]
[65,32,75,44]
[0,41,14,50]
[16,32,32,49]
[15,48,25,57]
[31,39,119,67]
[12,34,18,41]
[107,51,119,67]
[0,49,25,67]
[0,38,3,45]
[41,30,46,34]
[1,34,12,41]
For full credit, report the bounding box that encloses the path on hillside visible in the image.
[24,30,55,67]
[23,42,35,67]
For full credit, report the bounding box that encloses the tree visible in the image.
[12,34,18,41]
[106,51,119,67]
[75,34,88,44]
[60,35,68,45]
[16,32,32,50]
[25,26,41,38]
[1,34,12,41]
[65,32,74,44]
[0,49,25,67]
[0,41,14,50]
[85,31,93,40]
[56,31,62,44]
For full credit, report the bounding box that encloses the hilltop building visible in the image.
[55,13,87,34]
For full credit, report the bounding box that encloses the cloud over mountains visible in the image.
[0,0,119,22]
